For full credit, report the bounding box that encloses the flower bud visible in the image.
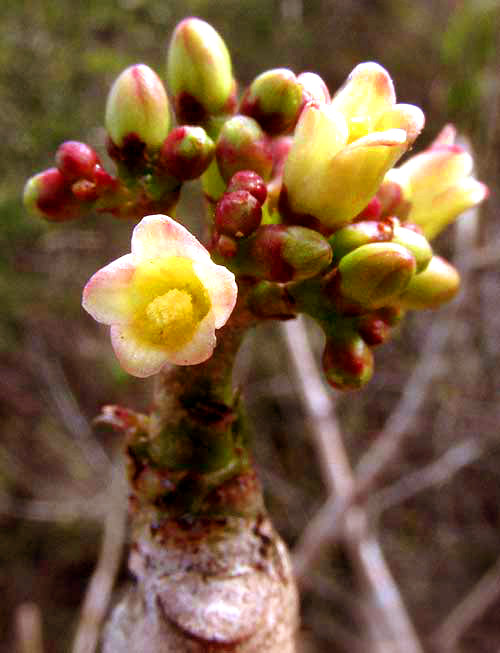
[240,68,303,134]
[248,281,296,319]
[250,225,332,282]
[339,242,416,308]
[397,255,460,309]
[322,333,374,391]
[297,72,331,103]
[216,115,273,183]
[358,314,391,346]
[215,233,238,258]
[105,64,170,152]
[23,168,83,222]
[376,305,405,326]
[215,190,262,238]
[376,176,409,218]
[166,18,235,124]
[158,126,214,180]
[71,179,98,202]
[55,141,100,181]
[329,220,393,264]
[226,170,267,206]
[355,196,382,221]
[283,63,424,228]
[391,224,432,273]
[388,136,488,239]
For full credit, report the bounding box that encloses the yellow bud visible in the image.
[398,256,460,309]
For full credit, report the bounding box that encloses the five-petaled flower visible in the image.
[82,214,237,377]
[283,62,425,228]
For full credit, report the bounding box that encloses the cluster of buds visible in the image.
[23,141,119,222]
[24,17,488,392]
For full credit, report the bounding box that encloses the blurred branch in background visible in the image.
[72,460,127,653]
[284,317,424,653]
[15,603,45,653]
[433,554,500,653]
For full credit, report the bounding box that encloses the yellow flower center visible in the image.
[145,289,195,349]
[129,256,211,350]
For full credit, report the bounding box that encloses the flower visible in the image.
[82,215,237,377]
[384,125,488,240]
[283,62,425,228]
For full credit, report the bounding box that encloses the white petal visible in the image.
[165,312,217,366]
[131,214,211,263]
[110,324,170,377]
[192,260,237,329]
[82,254,136,325]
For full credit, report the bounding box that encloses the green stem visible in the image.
[127,282,260,519]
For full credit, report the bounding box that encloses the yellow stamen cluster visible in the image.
[145,289,195,349]
[130,256,211,350]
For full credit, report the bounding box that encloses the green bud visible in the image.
[329,220,393,264]
[158,125,214,180]
[166,18,235,124]
[397,255,460,309]
[240,68,303,135]
[339,242,416,308]
[248,281,296,319]
[281,226,333,280]
[392,224,432,273]
[322,333,374,391]
[249,225,332,282]
[216,115,273,183]
[105,64,170,152]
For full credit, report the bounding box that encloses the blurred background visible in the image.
[1,0,499,651]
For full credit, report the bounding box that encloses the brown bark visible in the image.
[102,511,298,652]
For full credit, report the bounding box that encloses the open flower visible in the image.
[82,215,237,377]
[384,125,488,239]
[283,62,424,228]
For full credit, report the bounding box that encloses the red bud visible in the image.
[226,170,267,206]
[215,190,262,238]
[55,141,100,182]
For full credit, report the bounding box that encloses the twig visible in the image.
[29,334,110,475]
[15,603,44,653]
[282,317,352,497]
[283,317,424,653]
[289,305,454,579]
[370,437,486,516]
[72,458,127,653]
[432,554,500,652]
[0,492,106,523]
[354,313,452,498]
